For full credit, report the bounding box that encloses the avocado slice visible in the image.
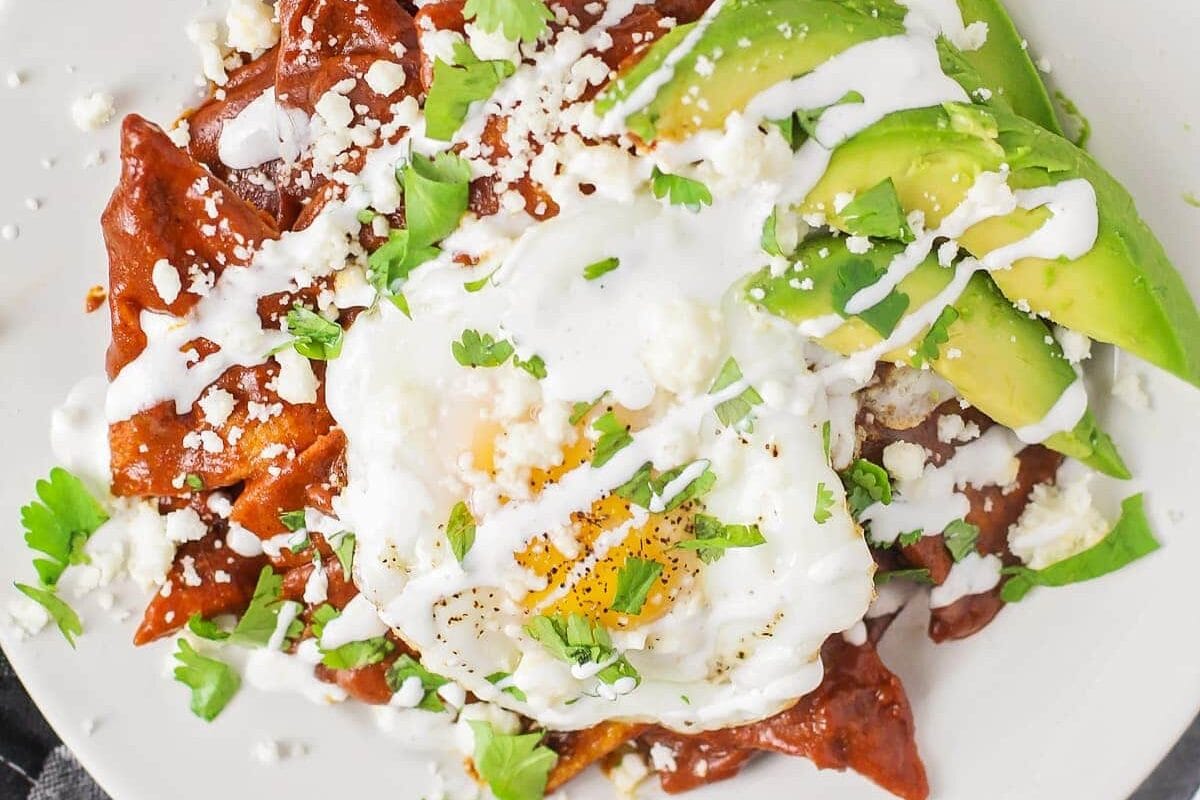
[803,104,1200,387]
[594,0,906,142]
[747,238,1129,477]
[953,0,1063,134]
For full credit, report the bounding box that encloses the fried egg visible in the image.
[326,196,874,732]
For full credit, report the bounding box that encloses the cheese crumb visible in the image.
[882,440,926,482]
[648,742,677,773]
[1112,371,1149,410]
[198,388,237,427]
[274,347,319,405]
[70,91,115,131]
[225,0,280,56]
[5,595,51,639]
[1008,472,1108,569]
[151,259,182,304]
[187,20,230,85]
[165,507,208,544]
[364,60,408,96]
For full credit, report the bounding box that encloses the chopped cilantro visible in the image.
[813,481,835,524]
[590,412,633,468]
[761,207,784,256]
[942,518,980,562]
[367,229,441,295]
[794,91,864,139]
[464,267,500,292]
[173,639,240,722]
[830,257,910,338]
[569,395,604,425]
[187,613,231,642]
[897,529,924,548]
[332,532,356,578]
[1001,494,1159,602]
[387,654,452,711]
[283,305,344,360]
[356,208,378,224]
[614,460,715,512]
[610,557,662,615]
[278,509,306,532]
[676,514,765,563]
[486,671,528,702]
[524,613,639,686]
[708,357,764,429]
[583,256,620,281]
[310,603,339,640]
[839,178,915,242]
[229,567,287,647]
[821,420,832,462]
[401,152,472,247]
[649,166,712,211]
[514,354,547,380]
[20,467,108,588]
[766,115,801,149]
[840,459,893,518]
[469,721,558,800]
[911,305,959,367]
[874,568,934,586]
[13,583,82,647]
[452,329,516,368]
[463,0,553,42]
[321,636,395,669]
[425,43,516,140]
[446,501,476,563]
[185,473,205,491]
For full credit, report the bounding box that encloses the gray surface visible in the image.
[1132,712,1200,800]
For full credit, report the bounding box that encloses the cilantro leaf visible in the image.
[898,529,924,547]
[321,636,395,669]
[387,654,451,711]
[583,257,620,281]
[469,721,558,800]
[676,514,765,563]
[185,473,205,491]
[766,115,801,149]
[590,412,632,467]
[333,532,356,578]
[610,557,663,615]
[569,395,604,425]
[614,460,715,512]
[514,354,547,379]
[278,509,306,532]
[794,90,864,139]
[1001,494,1159,602]
[874,568,934,586]
[310,603,339,640]
[821,420,832,461]
[425,44,516,141]
[943,518,980,562]
[840,459,893,518]
[20,468,108,587]
[173,639,240,722]
[523,613,638,686]
[367,229,442,295]
[283,305,343,360]
[401,152,472,247]
[486,671,528,702]
[839,178,915,243]
[650,167,712,211]
[708,357,764,429]
[813,481,835,524]
[187,613,231,641]
[452,329,516,368]
[911,306,959,367]
[761,207,784,256]
[446,501,476,563]
[229,566,285,647]
[14,583,82,647]
[464,267,500,293]
[830,258,910,338]
[463,0,553,42]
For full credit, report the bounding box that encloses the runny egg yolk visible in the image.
[472,407,701,631]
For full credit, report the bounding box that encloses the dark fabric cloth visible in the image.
[0,650,110,800]
[0,645,1196,799]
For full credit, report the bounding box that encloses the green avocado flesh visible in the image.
[747,239,1129,477]
[804,104,1200,387]
[593,0,905,142]
[953,0,1063,134]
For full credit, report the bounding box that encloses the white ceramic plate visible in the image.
[1,1,1198,798]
